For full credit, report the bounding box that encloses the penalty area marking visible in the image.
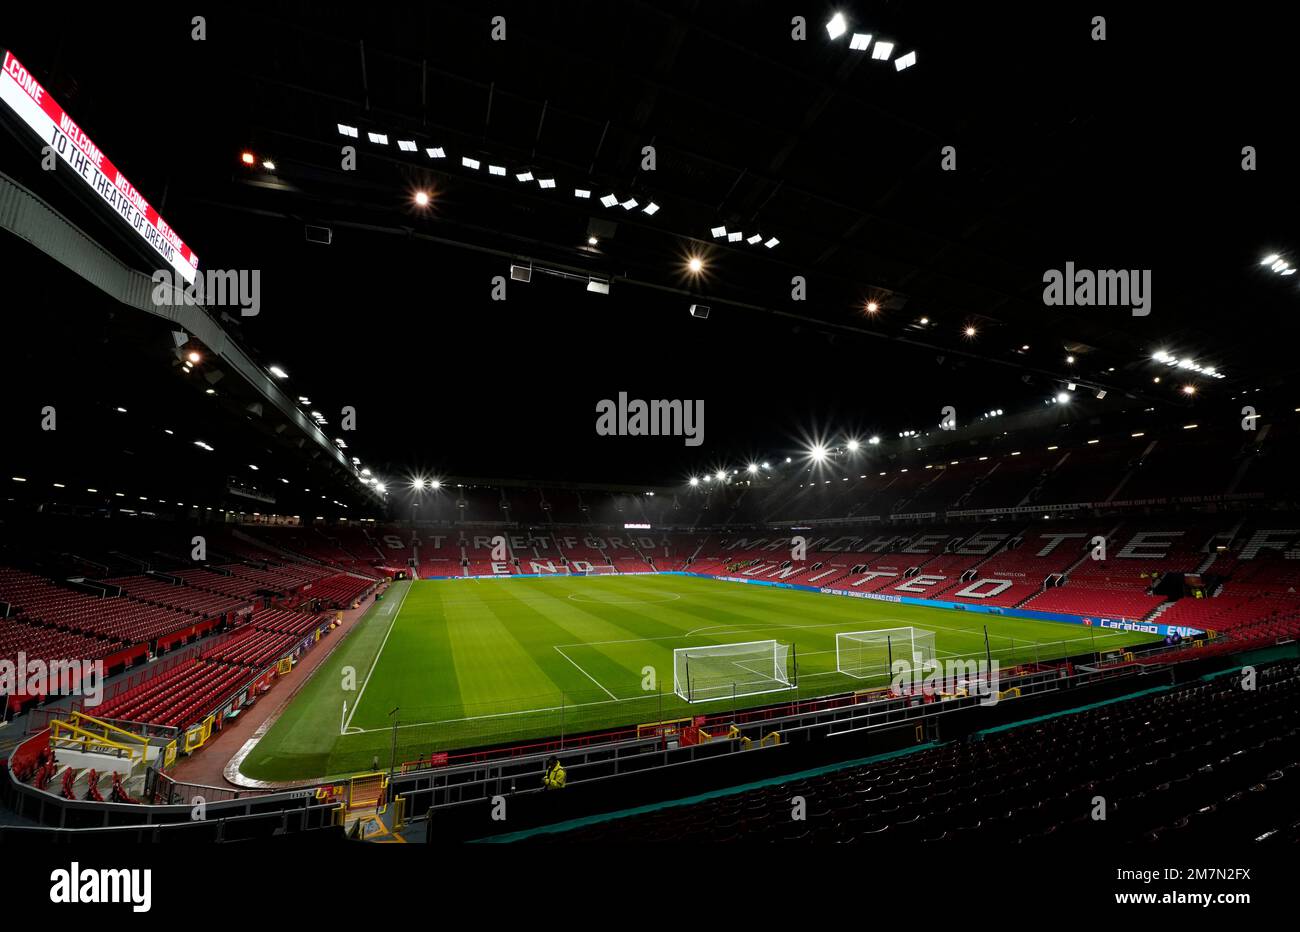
[553,646,619,701]
[566,591,682,605]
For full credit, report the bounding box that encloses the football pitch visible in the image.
[239,574,1154,781]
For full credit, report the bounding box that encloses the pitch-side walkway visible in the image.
[167,579,394,789]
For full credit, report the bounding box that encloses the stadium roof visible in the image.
[3,3,1298,489]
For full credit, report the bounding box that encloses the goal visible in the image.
[673,639,794,703]
[572,565,618,576]
[836,627,936,684]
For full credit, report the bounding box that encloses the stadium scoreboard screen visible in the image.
[0,49,199,283]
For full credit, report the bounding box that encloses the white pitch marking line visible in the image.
[343,579,412,731]
[553,646,619,701]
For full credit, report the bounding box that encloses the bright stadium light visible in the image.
[574,188,591,198]
[715,469,727,481]
[894,50,917,71]
[687,256,704,274]
[337,124,359,138]
[847,439,860,451]
[826,13,848,39]
[600,193,619,207]
[1056,392,1070,403]
[871,41,895,60]
[397,139,417,152]
[850,33,872,50]
[425,147,446,159]
[747,463,759,474]
[516,169,534,182]
[810,444,828,463]
[689,477,699,486]
[268,365,288,379]
[711,226,727,238]
[413,478,426,490]
[431,480,441,489]
[538,177,557,189]
[413,190,431,207]
[869,436,880,445]
[461,156,481,169]
[488,164,507,176]
[367,132,388,145]
[643,202,660,215]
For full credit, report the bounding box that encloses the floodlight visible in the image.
[431,480,441,489]
[746,234,762,244]
[337,124,359,138]
[367,132,388,145]
[847,439,860,451]
[643,202,660,215]
[240,151,255,165]
[600,193,619,207]
[727,231,742,242]
[810,444,828,462]
[715,470,727,480]
[413,190,431,206]
[1056,392,1069,403]
[748,463,759,474]
[764,237,779,248]
[871,41,894,60]
[689,477,699,486]
[261,160,276,171]
[538,177,556,189]
[1262,254,1279,265]
[574,188,591,198]
[268,365,288,379]
[516,169,534,182]
[397,140,417,152]
[461,156,481,169]
[488,164,506,176]
[711,226,727,238]
[894,50,917,70]
[850,33,871,50]
[425,147,446,158]
[826,13,848,39]
[587,278,610,295]
[620,197,638,209]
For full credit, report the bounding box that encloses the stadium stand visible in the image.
[523,661,1300,844]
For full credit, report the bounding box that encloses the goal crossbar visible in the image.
[673,639,794,703]
[836,627,935,683]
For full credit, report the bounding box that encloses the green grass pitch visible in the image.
[239,574,1154,782]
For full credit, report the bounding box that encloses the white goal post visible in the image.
[673,639,795,703]
[571,565,618,576]
[836,627,936,683]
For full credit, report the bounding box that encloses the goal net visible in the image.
[673,639,794,703]
[572,565,618,576]
[836,627,936,685]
